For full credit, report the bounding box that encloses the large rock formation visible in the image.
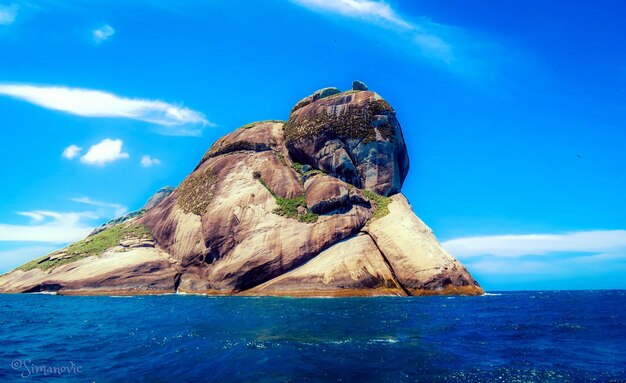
[0,83,483,297]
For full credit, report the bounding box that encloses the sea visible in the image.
[0,290,624,382]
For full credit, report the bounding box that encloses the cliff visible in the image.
[0,82,483,297]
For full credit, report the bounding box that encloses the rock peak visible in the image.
[352,80,368,91]
[286,86,409,196]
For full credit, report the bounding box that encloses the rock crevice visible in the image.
[363,231,411,296]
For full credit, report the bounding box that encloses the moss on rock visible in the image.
[284,95,397,145]
[362,189,392,222]
[16,224,152,272]
[255,174,318,223]
[240,120,285,130]
[177,168,218,215]
[205,141,271,160]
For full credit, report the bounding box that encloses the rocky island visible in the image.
[0,82,483,297]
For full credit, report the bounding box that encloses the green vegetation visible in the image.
[16,224,152,272]
[255,173,318,223]
[274,195,318,223]
[291,161,305,174]
[290,161,326,185]
[362,189,392,222]
[303,169,322,178]
[240,120,285,129]
[277,153,287,166]
[177,168,218,215]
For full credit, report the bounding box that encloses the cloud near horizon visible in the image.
[0,84,211,135]
[0,196,128,246]
[0,246,58,270]
[0,197,127,272]
[443,230,626,258]
[443,230,626,285]
[3,211,97,243]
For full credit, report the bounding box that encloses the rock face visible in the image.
[0,83,483,297]
[285,89,410,196]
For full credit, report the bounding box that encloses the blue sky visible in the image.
[0,0,625,291]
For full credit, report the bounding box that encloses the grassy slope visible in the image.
[16,224,152,272]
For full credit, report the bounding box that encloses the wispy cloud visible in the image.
[292,0,454,64]
[443,230,626,289]
[0,84,211,135]
[71,197,127,217]
[2,211,97,243]
[443,230,626,258]
[79,138,129,166]
[140,155,161,167]
[17,212,47,223]
[93,24,115,42]
[294,0,411,28]
[0,4,18,26]
[1,197,127,245]
[62,144,82,159]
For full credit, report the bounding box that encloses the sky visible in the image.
[0,0,625,291]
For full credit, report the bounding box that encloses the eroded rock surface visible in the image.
[0,83,482,297]
[248,234,405,296]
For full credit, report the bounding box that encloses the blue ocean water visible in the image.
[0,291,625,382]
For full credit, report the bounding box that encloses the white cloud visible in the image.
[442,230,626,290]
[292,0,454,63]
[62,144,83,159]
[93,24,115,42]
[71,197,127,217]
[0,211,97,243]
[293,0,411,28]
[0,84,210,135]
[0,4,18,26]
[0,197,127,246]
[0,224,91,244]
[140,155,161,167]
[17,212,46,223]
[80,138,129,166]
[443,230,626,258]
